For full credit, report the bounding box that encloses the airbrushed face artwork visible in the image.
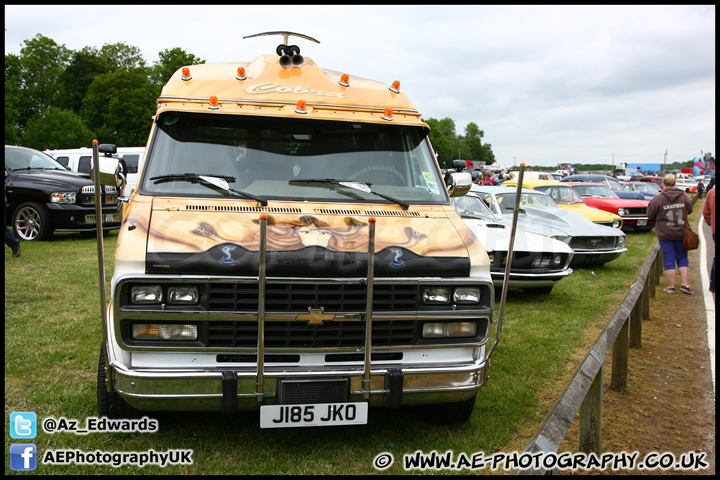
[117,204,478,277]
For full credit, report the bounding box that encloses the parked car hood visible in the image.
[581,197,649,209]
[462,218,573,255]
[500,205,625,239]
[9,169,94,188]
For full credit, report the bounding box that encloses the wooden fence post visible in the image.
[629,298,642,348]
[579,364,603,454]
[611,318,629,391]
[642,274,650,320]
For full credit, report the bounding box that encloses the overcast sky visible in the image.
[5,4,716,168]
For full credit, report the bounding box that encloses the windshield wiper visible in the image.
[289,178,410,210]
[150,173,267,205]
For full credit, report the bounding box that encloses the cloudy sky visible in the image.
[5,5,715,168]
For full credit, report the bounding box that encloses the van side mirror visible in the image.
[446,171,472,197]
[91,144,124,188]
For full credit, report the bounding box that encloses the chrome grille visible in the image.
[207,319,416,348]
[208,283,420,312]
[569,236,616,250]
[624,207,647,215]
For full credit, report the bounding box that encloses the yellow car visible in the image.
[501,178,623,229]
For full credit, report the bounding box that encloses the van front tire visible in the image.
[97,343,140,418]
[423,393,477,424]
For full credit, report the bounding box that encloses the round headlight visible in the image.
[612,219,621,229]
[617,208,626,216]
[553,255,563,266]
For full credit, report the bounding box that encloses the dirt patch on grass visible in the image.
[510,244,715,475]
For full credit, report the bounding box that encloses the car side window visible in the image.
[78,156,92,174]
[55,156,70,167]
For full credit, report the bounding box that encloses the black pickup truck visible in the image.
[5,145,121,241]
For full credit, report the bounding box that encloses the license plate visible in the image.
[532,258,551,267]
[637,219,647,226]
[260,402,368,428]
[85,213,119,223]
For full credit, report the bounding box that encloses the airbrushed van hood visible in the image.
[133,199,479,278]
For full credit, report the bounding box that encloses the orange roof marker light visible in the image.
[181,67,192,81]
[236,67,247,81]
[339,73,350,87]
[381,107,393,121]
[389,80,400,94]
[208,96,219,110]
[295,100,307,114]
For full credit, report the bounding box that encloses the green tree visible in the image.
[5,54,22,144]
[99,42,146,70]
[82,68,159,146]
[14,34,71,134]
[59,46,115,114]
[21,107,96,150]
[424,118,453,168]
[151,47,205,86]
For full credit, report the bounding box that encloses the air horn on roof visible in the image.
[243,31,321,69]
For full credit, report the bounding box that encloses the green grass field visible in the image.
[5,227,659,475]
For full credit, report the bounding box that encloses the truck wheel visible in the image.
[13,202,54,241]
[523,286,554,295]
[97,344,140,418]
[424,393,477,424]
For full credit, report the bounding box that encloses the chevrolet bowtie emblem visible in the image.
[296,307,336,325]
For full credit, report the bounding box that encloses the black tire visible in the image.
[523,285,554,295]
[423,393,477,424]
[13,201,54,241]
[97,343,140,418]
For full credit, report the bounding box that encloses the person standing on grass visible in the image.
[4,186,20,258]
[703,186,715,293]
[647,174,694,294]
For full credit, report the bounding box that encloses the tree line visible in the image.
[5,34,204,150]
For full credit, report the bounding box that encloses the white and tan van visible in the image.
[98,32,496,427]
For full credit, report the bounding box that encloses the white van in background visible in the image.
[114,147,145,195]
[45,146,144,195]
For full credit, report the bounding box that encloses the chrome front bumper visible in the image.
[491,268,573,288]
[570,248,628,265]
[108,357,486,412]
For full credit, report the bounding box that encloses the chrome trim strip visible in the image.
[157,96,420,114]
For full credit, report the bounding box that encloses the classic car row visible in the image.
[453,180,646,295]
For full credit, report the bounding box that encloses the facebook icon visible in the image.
[10,444,37,471]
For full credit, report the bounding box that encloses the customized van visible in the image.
[98,32,497,428]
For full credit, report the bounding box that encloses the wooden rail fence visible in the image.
[516,193,702,475]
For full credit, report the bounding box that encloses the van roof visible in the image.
[157,55,427,128]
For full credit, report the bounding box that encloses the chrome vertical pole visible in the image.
[256,213,268,402]
[486,164,525,361]
[362,217,376,399]
[91,141,108,340]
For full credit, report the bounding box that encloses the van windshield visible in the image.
[141,112,448,205]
